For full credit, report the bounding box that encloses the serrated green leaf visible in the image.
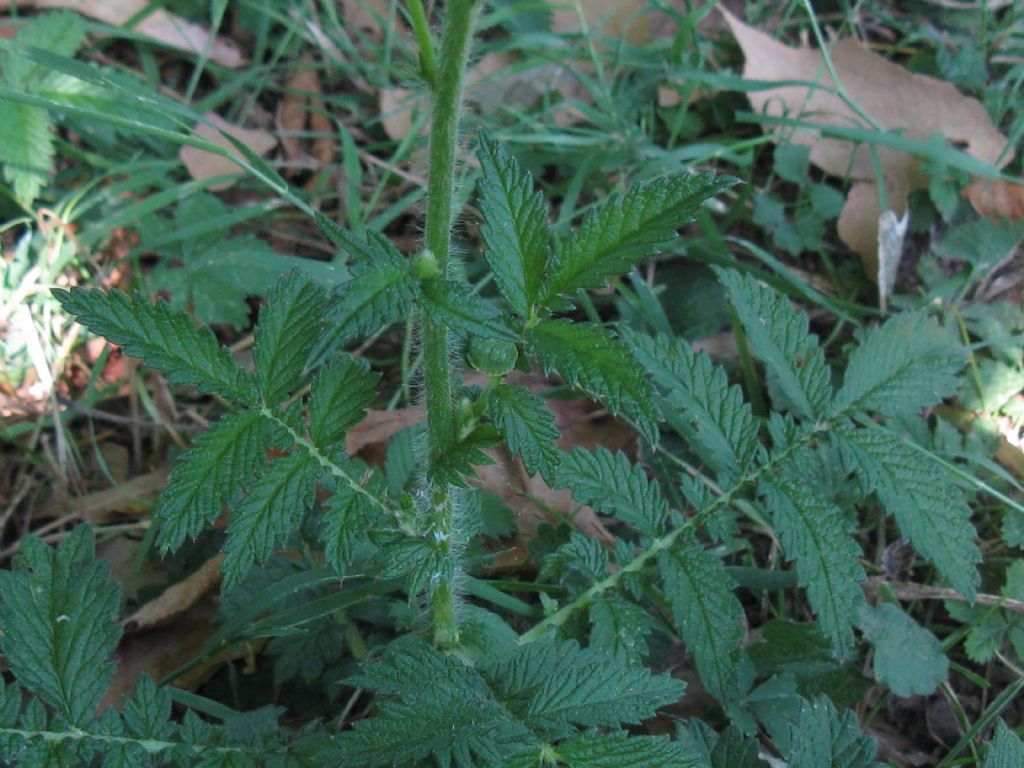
[556,731,696,768]
[544,172,734,300]
[54,287,257,403]
[528,319,658,443]
[762,467,865,654]
[222,452,319,587]
[786,697,879,768]
[487,384,560,483]
[476,134,551,315]
[624,329,759,482]
[832,312,964,419]
[308,354,379,451]
[312,257,417,363]
[335,638,532,768]
[985,720,1024,768]
[321,483,377,571]
[0,527,120,726]
[3,12,85,89]
[658,534,746,702]
[122,676,176,741]
[858,603,947,697]
[836,425,980,598]
[717,269,831,420]
[483,638,682,741]
[253,273,327,406]
[430,430,497,487]
[419,278,518,341]
[156,410,271,552]
[559,447,666,538]
[0,101,53,205]
[588,595,656,663]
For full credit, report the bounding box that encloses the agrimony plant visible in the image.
[0,2,1015,766]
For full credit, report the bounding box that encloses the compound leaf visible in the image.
[832,312,964,419]
[717,269,831,421]
[253,272,327,407]
[156,410,272,552]
[658,535,746,702]
[528,319,658,443]
[544,172,734,300]
[559,447,666,539]
[762,468,865,654]
[222,452,319,587]
[477,134,550,316]
[858,603,948,697]
[308,354,379,451]
[419,278,518,342]
[486,384,561,483]
[0,526,120,726]
[625,329,759,483]
[54,287,256,403]
[836,425,980,598]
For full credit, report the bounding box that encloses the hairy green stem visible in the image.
[419,0,479,649]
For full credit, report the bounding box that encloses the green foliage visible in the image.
[486,383,561,482]
[222,452,319,587]
[946,561,1024,663]
[762,467,865,654]
[0,527,119,726]
[658,535,747,702]
[254,272,327,406]
[717,269,832,420]
[419,278,517,341]
[528,319,658,443]
[141,195,344,329]
[544,172,735,301]
[985,721,1024,768]
[0,12,84,205]
[53,287,257,402]
[786,697,880,768]
[332,635,683,767]
[155,409,272,551]
[559,447,666,539]
[624,328,758,483]
[477,134,550,317]
[832,311,965,418]
[38,28,996,762]
[836,425,980,598]
[859,603,948,696]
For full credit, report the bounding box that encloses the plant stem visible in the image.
[418,0,478,649]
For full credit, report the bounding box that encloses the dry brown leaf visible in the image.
[339,0,398,44]
[33,466,169,523]
[125,554,224,632]
[551,0,652,46]
[179,112,277,191]
[102,594,263,711]
[721,8,1013,273]
[12,0,244,67]
[276,53,335,176]
[378,86,423,143]
[964,179,1024,221]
